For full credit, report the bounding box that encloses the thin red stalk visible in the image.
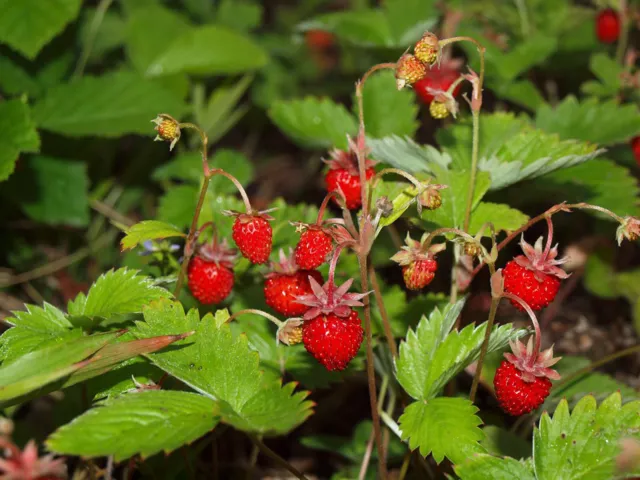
[502,292,541,359]
[209,169,253,213]
[542,216,554,259]
[315,192,340,225]
[227,309,283,327]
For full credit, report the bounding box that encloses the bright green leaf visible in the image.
[216,0,262,32]
[535,96,640,145]
[367,135,451,174]
[269,97,357,149]
[32,72,187,137]
[383,0,437,45]
[0,99,40,182]
[47,390,219,461]
[534,393,640,480]
[67,268,172,319]
[399,397,485,464]
[0,0,82,59]
[297,10,392,47]
[455,454,535,480]
[468,202,529,236]
[147,26,268,77]
[581,54,623,98]
[120,220,185,251]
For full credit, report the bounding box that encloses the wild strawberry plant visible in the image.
[1,1,640,479]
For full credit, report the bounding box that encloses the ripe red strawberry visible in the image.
[631,136,640,166]
[391,233,445,291]
[295,227,334,269]
[188,239,236,305]
[303,310,363,371]
[230,212,273,264]
[494,336,561,416]
[305,29,335,50]
[596,9,620,44]
[502,235,569,311]
[264,250,323,316]
[413,65,461,105]
[296,276,368,371]
[324,146,377,210]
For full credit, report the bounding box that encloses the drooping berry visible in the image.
[264,250,323,317]
[502,236,569,311]
[414,32,439,65]
[324,145,377,210]
[295,227,334,269]
[595,9,620,44]
[230,213,273,264]
[187,239,236,305]
[494,360,552,416]
[429,101,449,119]
[395,54,428,90]
[391,233,446,291]
[302,310,363,371]
[413,65,461,105]
[631,136,640,166]
[151,114,181,150]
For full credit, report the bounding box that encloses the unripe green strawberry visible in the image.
[414,32,439,65]
[430,101,449,119]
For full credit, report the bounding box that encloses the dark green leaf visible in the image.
[120,220,185,251]
[0,99,40,182]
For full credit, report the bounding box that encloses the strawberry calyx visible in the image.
[265,249,300,277]
[617,216,640,245]
[223,209,275,223]
[504,337,561,383]
[515,235,569,282]
[295,277,368,320]
[197,237,237,268]
[390,232,446,266]
[324,143,377,177]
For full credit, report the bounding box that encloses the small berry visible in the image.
[503,261,560,311]
[631,136,640,166]
[295,227,334,269]
[151,114,181,150]
[395,54,428,90]
[494,360,552,416]
[413,65,461,105]
[188,256,234,305]
[231,213,273,264]
[303,310,363,371]
[324,147,377,210]
[463,242,481,257]
[430,101,449,119]
[414,32,439,65]
[305,29,335,50]
[596,9,620,44]
[391,233,446,291]
[265,269,323,317]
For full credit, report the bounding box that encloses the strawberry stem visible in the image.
[209,168,253,213]
[315,192,341,226]
[227,309,284,327]
[542,216,554,259]
[367,167,424,213]
[327,242,354,303]
[501,291,542,361]
[178,122,210,176]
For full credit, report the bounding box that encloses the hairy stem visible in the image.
[227,309,284,327]
[462,109,480,232]
[247,434,309,480]
[315,192,340,225]
[615,0,630,64]
[367,167,424,212]
[369,265,398,358]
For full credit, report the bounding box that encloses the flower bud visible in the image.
[414,32,439,65]
[277,318,304,346]
[463,242,481,257]
[418,183,446,211]
[151,114,181,151]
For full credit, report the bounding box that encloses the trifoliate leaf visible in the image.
[67,268,172,319]
[132,300,313,434]
[0,99,40,182]
[269,97,357,149]
[535,96,640,145]
[0,0,82,59]
[455,454,535,480]
[367,135,452,174]
[534,393,640,480]
[47,391,220,461]
[396,300,526,400]
[357,70,418,139]
[32,72,187,137]
[468,202,529,237]
[146,25,268,77]
[399,397,485,464]
[120,220,185,251]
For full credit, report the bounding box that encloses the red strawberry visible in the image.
[230,213,273,264]
[632,136,640,166]
[325,168,375,210]
[502,236,569,311]
[596,9,620,44]
[413,65,461,105]
[494,361,552,416]
[296,276,369,371]
[264,250,323,316]
[391,233,446,291]
[305,29,335,50]
[295,227,334,269]
[188,239,236,305]
[493,336,561,416]
[302,310,363,371]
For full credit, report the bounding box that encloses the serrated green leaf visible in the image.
[367,135,452,174]
[399,397,485,464]
[67,268,172,319]
[297,10,392,47]
[125,5,191,74]
[132,300,313,434]
[147,26,268,77]
[0,0,82,59]
[497,80,546,111]
[12,156,89,227]
[269,97,357,149]
[421,166,492,230]
[0,99,40,182]
[47,390,220,461]
[357,70,418,139]
[494,35,557,83]
[32,72,187,137]
[468,202,529,236]
[396,299,526,400]
[120,220,185,251]
[0,331,120,406]
[534,393,640,480]
[455,453,535,480]
[535,96,640,145]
